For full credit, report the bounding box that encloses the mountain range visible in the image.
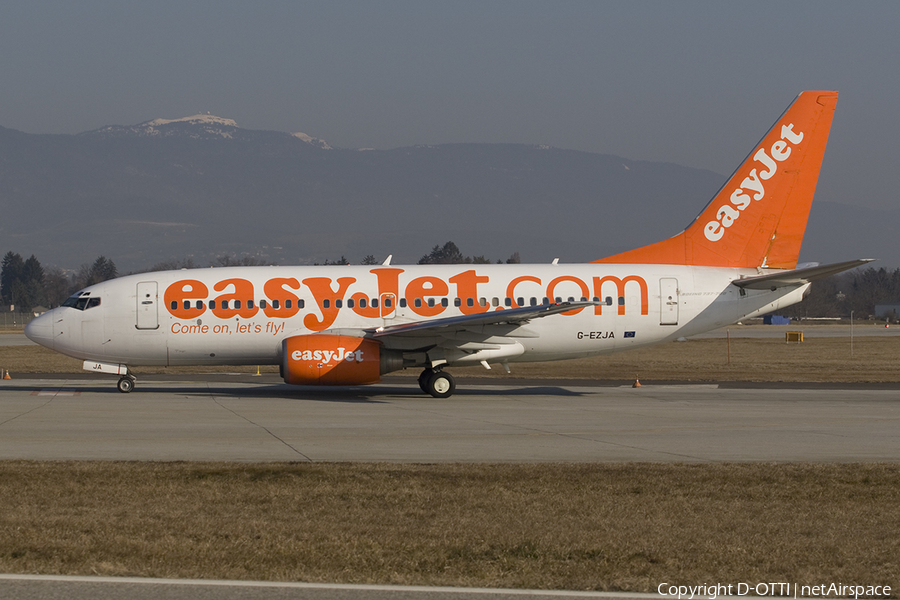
[0,115,893,273]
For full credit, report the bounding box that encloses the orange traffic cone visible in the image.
[3,370,10,380]
[632,378,641,388]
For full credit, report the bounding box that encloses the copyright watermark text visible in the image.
[657,583,893,599]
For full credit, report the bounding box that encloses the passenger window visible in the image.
[247,300,254,309]
[347,298,355,309]
[441,298,448,307]
[606,297,613,305]
[618,297,625,305]
[492,297,499,307]
[286,299,293,309]
[197,300,204,309]
[427,298,434,308]
[298,299,304,308]
[518,297,525,307]
[359,298,366,309]
[234,300,241,309]
[400,298,407,308]
[530,297,537,306]
[171,301,178,310]
[209,300,216,310]
[542,297,550,305]
[373,298,381,308]
[454,298,461,307]
[259,299,267,309]
[414,298,422,308]
[335,299,342,309]
[272,299,280,309]
[505,298,512,307]
[466,298,474,307]
[479,298,487,307]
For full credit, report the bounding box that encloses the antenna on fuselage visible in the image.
[382,255,393,266]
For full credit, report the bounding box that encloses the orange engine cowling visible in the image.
[282,334,382,385]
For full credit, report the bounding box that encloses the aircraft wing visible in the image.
[732,259,875,290]
[369,301,598,338]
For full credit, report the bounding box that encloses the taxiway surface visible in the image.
[1,376,897,462]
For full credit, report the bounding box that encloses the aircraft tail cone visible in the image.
[632,378,641,388]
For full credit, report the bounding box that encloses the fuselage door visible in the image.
[660,278,679,326]
[380,293,397,324]
[136,281,159,330]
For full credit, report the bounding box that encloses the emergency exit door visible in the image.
[136,281,159,330]
[660,278,679,325]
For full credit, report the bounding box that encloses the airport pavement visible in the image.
[0,332,36,346]
[1,375,897,462]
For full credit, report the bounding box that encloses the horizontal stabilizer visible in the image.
[732,259,875,290]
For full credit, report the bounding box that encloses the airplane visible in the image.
[25,90,871,397]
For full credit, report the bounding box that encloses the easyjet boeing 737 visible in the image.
[25,91,870,397]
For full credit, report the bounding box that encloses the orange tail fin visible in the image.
[594,91,838,269]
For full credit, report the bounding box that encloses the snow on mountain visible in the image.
[81,115,332,148]
[130,114,240,139]
[291,131,332,150]
[144,114,239,128]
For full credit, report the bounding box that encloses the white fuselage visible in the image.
[26,263,808,370]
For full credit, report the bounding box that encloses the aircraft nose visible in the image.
[24,312,54,349]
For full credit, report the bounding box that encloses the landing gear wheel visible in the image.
[418,369,432,393]
[117,376,135,394]
[426,371,455,398]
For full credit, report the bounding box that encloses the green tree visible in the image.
[1,252,48,310]
[1,251,24,306]
[74,256,118,290]
[42,266,70,308]
[418,241,467,264]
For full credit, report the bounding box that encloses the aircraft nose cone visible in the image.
[24,313,54,349]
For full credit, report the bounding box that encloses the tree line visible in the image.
[4,245,899,318]
[1,252,118,311]
[779,266,900,320]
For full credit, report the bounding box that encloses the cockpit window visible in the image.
[62,294,101,311]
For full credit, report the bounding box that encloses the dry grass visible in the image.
[3,331,900,383]
[0,462,897,591]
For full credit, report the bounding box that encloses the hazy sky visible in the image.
[2,1,898,211]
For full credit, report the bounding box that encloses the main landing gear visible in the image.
[117,374,136,393]
[418,368,455,398]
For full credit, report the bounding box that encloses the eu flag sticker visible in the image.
[624,331,636,338]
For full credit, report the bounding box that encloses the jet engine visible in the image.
[281,334,401,385]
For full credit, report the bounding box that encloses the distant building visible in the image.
[875,304,900,319]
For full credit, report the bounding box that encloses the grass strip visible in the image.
[1,462,897,592]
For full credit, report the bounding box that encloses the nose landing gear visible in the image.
[117,375,136,393]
